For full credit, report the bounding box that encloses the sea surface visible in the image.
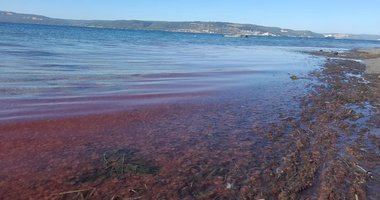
[1,22,380,122]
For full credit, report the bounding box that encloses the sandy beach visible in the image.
[363,49,380,74]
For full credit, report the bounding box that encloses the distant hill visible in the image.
[2,10,379,40]
[0,11,324,38]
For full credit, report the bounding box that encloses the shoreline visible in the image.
[1,48,380,199]
[306,48,380,199]
[309,48,380,73]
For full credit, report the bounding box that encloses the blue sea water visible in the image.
[1,22,380,121]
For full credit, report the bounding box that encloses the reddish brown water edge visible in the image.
[1,59,380,199]
[0,68,308,200]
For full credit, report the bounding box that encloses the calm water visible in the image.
[1,22,380,121]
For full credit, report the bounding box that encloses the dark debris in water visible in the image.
[103,149,159,175]
[70,148,159,186]
[52,188,96,200]
[290,75,299,80]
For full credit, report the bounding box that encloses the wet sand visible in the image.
[1,50,380,199]
[310,48,380,74]
[365,57,380,74]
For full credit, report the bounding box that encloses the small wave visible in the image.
[0,42,25,47]
[1,50,58,57]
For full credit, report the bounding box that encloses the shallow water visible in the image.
[0,22,344,122]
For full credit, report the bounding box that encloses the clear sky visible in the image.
[0,0,379,35]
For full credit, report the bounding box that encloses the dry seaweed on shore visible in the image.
[237,59,379,199]
[297,59,379,199]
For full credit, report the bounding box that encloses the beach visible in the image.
[1,50,379,199]
[363,49,380,74]
[1,23,380,199]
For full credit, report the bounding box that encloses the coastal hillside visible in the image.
[0,10,322,38]
[2,11,379,40]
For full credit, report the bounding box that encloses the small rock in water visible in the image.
[290,75,299,80]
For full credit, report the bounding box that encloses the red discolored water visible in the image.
[0,68,313,199]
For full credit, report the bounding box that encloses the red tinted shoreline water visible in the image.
[0,70,309,199]
[0,101,257,199]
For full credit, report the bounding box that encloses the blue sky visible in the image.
[0,0,379,34]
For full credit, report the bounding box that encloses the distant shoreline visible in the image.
[2,21,380,46]
[1,10,380,41]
